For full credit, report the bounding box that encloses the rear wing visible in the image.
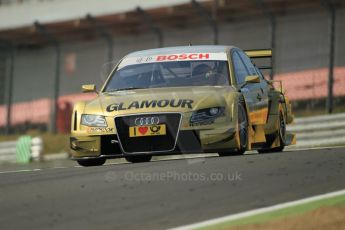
[245,49,272,70]
[245,49,285,92]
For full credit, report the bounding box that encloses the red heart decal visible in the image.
[138,126,148,135]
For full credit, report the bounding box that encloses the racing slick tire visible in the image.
[258,111,286,154]
[219,98,248,156]
[77,158,106,167]
[125,155,152,163]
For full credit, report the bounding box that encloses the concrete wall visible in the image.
[5,8,345,103]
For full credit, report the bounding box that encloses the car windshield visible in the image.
[103,60,230,92]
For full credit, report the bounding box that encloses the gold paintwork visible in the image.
[82,84,96,93]
[245,49,272,58]
[245,75,261,84]
[70,48,295,160]
[253,125,266,143]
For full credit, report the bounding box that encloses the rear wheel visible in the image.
[125,155,152,163]
[258,111,286,153]
[77,158,106,167]
[219,99,248,156]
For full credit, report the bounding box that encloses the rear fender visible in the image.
[265,90,282,135]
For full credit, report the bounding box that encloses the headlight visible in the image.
[209,107,220,116]
[190,107,225,124]
[81,114,107,127]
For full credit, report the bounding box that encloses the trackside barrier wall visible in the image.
[287,113,345,148]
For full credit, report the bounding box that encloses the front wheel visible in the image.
[219,99,248,156]
[77,158,106,167]
[125,155,152,163]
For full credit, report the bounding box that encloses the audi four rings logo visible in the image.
[134,117,160,126]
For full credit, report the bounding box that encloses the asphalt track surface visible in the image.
[1,147,345,230]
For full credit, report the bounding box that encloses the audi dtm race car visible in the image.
[70,46,295,166]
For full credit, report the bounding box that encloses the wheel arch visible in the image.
[233,93,254,151]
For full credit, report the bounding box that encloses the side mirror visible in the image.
[82,84,96,93]
[245,75,260,84]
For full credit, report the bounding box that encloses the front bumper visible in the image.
[70,126,238,160]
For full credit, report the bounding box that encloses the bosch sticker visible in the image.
[118,52,228,68]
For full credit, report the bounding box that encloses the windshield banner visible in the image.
[119,53,228,68]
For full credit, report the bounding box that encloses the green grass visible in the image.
[196,193,345,230]
[0,135,19,142]
[41,133,70,154]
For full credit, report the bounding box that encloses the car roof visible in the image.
[126,45,238,58]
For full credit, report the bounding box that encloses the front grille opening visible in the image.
[115,113,181,153]
[101,135,122,155]
[73,111,77,131]
[175,130,202,153]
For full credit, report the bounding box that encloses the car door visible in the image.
[231,50,256,119]
[238,51,269,125]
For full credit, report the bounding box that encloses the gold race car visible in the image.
[70,46,295,166]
